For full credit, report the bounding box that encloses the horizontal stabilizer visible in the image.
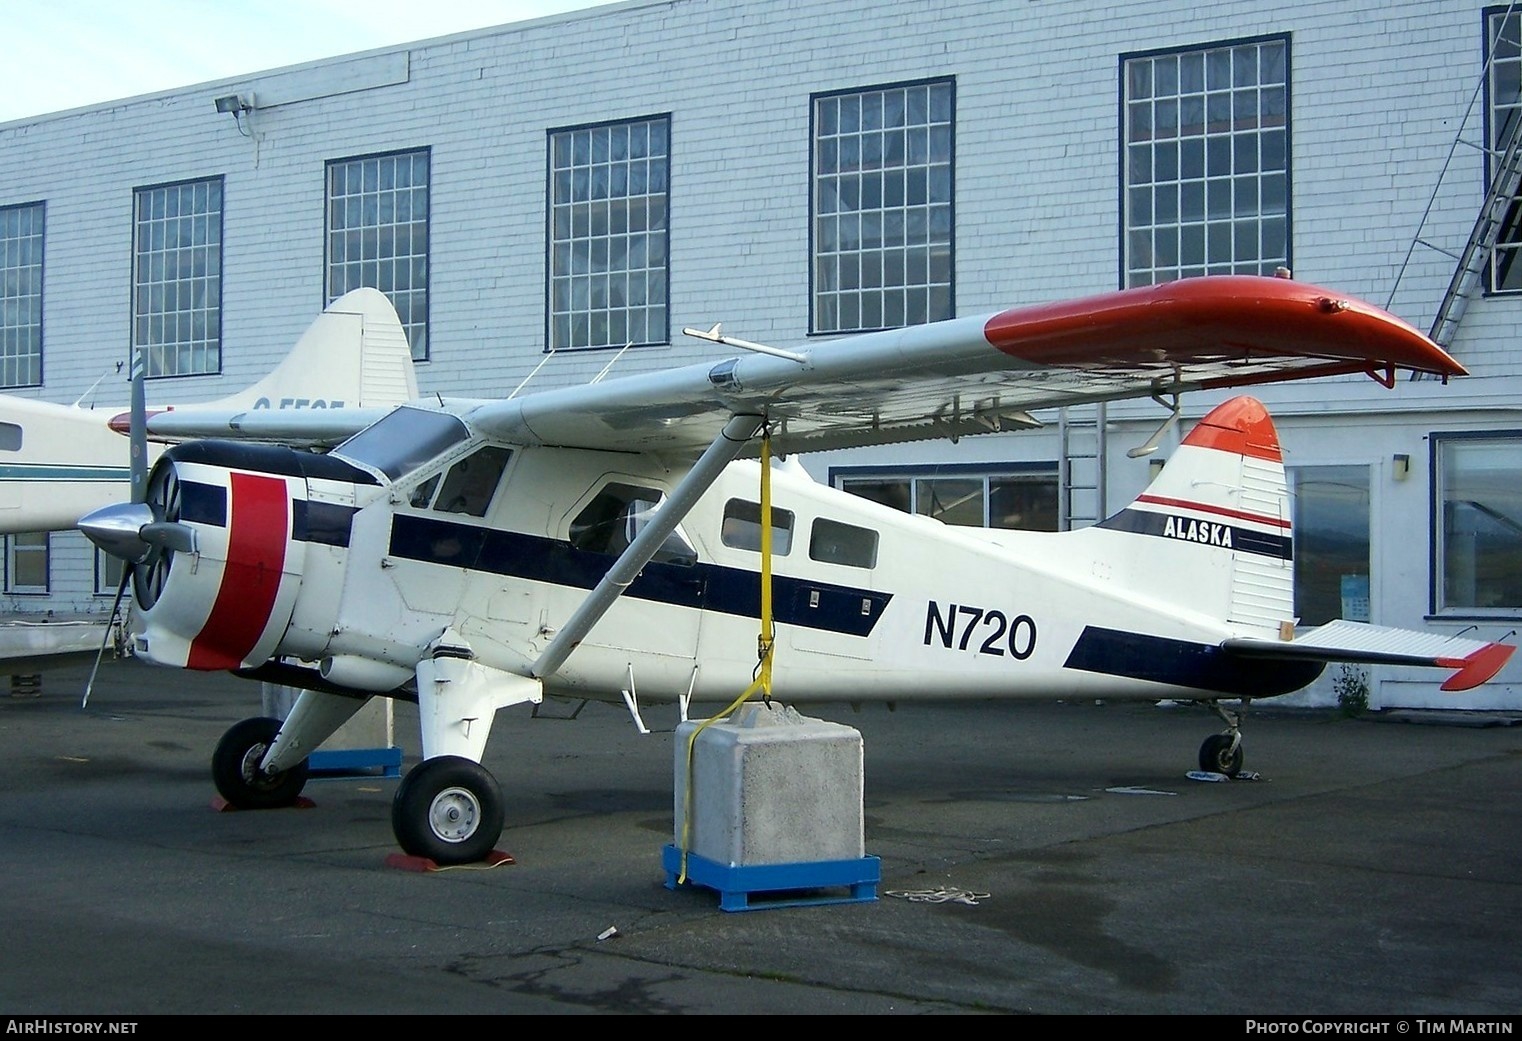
[1222,620,1515,692]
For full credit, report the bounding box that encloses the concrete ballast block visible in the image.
[674,703,864,867]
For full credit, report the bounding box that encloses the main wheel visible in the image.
[1199,733,1244,777]
[391,756,504,865]
[212,716,310,809]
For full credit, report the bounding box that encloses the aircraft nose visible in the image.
[79,502,155,563]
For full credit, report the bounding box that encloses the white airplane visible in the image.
[0,287,417,536]
[72,274,1515,866]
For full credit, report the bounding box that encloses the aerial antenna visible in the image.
[507,348,561,400]
[683,324,808,364]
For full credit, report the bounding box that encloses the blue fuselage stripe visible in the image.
[1064,625,1322,695]
[387,513,890,637]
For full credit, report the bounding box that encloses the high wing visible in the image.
[138,275,1462,456]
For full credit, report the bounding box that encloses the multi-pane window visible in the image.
[95,546,125,597]
[548,116,669,351]
[326,149,430,360]
[1433,433,1522,613]
[1486,8,1522,291]
[0,201,43,388]
[813,79,954,334]
[4,532,48,594]
[133,178,222,377]
[1289,466,1371,627]
[1122,36,1289,287]
[833,466,1058,532]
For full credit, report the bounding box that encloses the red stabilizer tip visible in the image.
[1438,642,1516,692]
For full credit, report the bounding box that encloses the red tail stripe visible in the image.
[1135,493,1291,529]
[187,473,288,670]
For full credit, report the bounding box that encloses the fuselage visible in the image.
[121,405,1323,707]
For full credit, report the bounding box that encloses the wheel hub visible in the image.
[428,786,481,843]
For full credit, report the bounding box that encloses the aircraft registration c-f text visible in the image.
[252,397,345,409]
[923,600,1037,659]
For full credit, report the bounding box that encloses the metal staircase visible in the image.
[1057,403,1106,531]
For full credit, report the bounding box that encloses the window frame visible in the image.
[324,147,432,361]
[131,176,224,379]
[0,199,44,389]
[809,76,956,336]
[1429,429,1522,618]
[1119,33,1291,288]
[1287,463,1372,627]
[1484,5,1522,293]
[828,461,1060,531]
[545,113,672,353]
[4,532,49,595]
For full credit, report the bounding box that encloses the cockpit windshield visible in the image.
[331,406,470,481]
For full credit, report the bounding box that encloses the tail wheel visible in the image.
[133,462,181,610]
[392,756,505,865]
[1199,733,1244,777]
[212,716,309,809]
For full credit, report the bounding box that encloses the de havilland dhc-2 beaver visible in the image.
[3,275,1511,866]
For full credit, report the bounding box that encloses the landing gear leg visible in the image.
[212,716,310,809]
[1198,699,1249,777]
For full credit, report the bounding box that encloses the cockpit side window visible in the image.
[432,446,513,517]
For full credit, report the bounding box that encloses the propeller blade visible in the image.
[129,347,147,505]
[82,568,129,709]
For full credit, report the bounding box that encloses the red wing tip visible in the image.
[1437,642,1516,692]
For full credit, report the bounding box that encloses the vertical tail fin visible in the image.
[1096,396,1293,637]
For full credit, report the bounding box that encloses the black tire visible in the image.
[212,716,310,809]
[391,756,504,865]
[1199,733,1244,777]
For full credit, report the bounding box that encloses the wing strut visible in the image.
[530,412,766,682]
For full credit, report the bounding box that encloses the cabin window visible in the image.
[1121,35,1289,286]
[809,518,877,569]
[430,446,513,517]
[571,482,695,565]
[547,115,670,351]
[4,532,48,594]
[325,149,431,359]
[0,422,21,452]
[720,499,794,556]
[811,78,955,334]
[1432,433,1522,613]
[0,202,43,389]
[132,177,223,378]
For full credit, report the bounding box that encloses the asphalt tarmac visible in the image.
[1,659,1518,1016]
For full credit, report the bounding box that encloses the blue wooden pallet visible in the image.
[309,745,403,779]
[662,844,880,912]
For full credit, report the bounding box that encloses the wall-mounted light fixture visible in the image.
[1392,453,1411,481]
[212,93,261,150]
[213,93,251,115]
